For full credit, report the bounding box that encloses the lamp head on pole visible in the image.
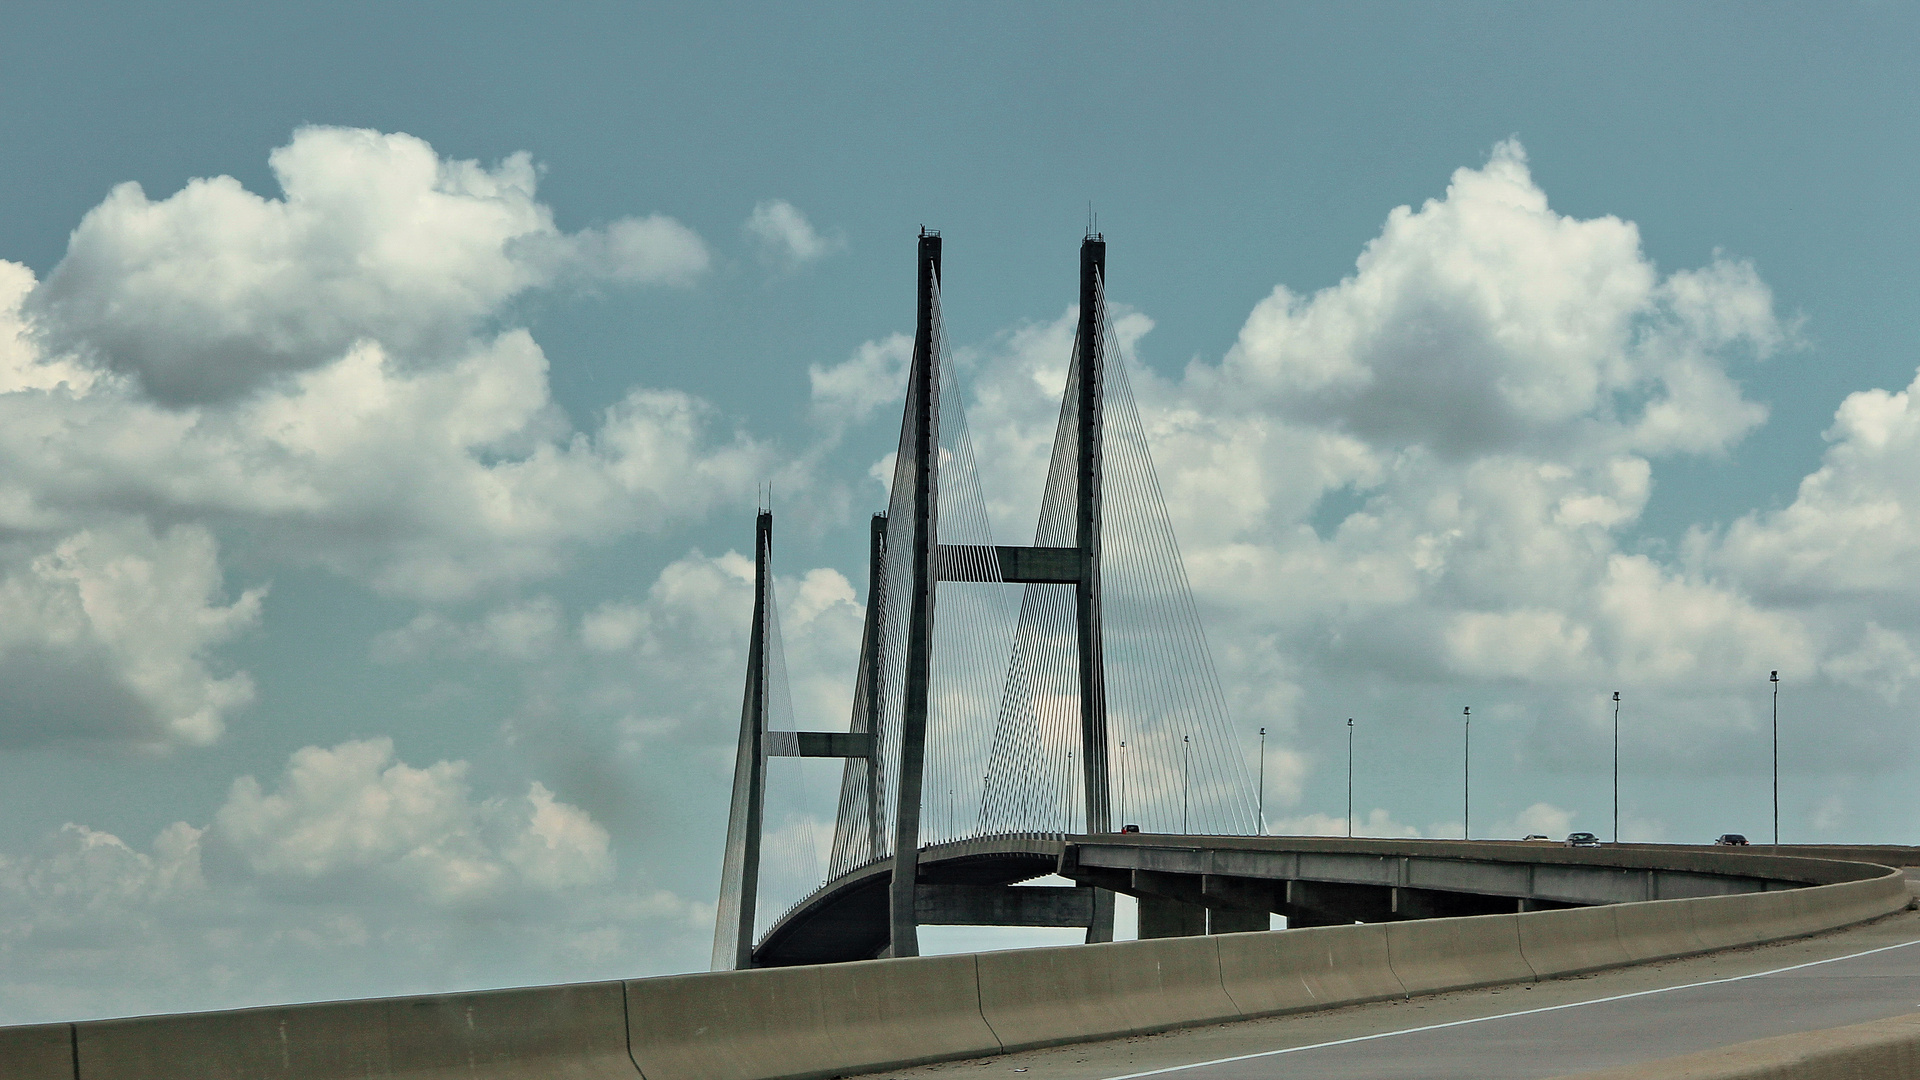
[1613,691,1620,702]
[1463,706,1470,718]
[1259,727,1266,737]
[1770,670,1779,684]
[1347,717,1354,728]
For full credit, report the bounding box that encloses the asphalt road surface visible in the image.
[877,903,1920,1080]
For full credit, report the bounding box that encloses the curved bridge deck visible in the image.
[755,833,1852,967]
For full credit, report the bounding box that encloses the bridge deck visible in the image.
[755,834,1848,967]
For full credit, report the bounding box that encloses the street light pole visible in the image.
[1613,691,1621,844]
[1257,727,1267,835]
[1463,706,1471,841]
[1346,718,1355,838]
[1181,734,1191,834]
[1118,741,1127,828]
[1771,670,1780,847]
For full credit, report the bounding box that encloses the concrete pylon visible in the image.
[1077,234,1115,943]
[887,230,942,959]
[711,510,773,970]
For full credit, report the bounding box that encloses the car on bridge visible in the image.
[1565,831,1602,847]
[1714,833,1750,846]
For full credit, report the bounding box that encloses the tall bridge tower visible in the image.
[714,231,1253,970]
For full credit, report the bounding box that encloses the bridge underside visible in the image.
[756,836,1071,966]
[754,834,1806,968]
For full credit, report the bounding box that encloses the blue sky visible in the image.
[0,2,1915,1022]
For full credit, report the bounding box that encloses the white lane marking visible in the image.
[1095,937,1920,1079]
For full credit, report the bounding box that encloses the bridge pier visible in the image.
[1390,886,1516,920]
[1136,895,1207,938]
[1135,896,1275,938]
[1287,879,1391,923]
[1130,877,1551,935]
[915,883,1096,927]
[1206,908,1272,934]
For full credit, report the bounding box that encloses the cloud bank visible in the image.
[4,132,1919,1023]
[0,127,780,751]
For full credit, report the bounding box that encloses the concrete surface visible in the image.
[0,1023,70,1080]
[975,934,1241,1052]
[75,981,637,1080]
[1549,1012,1920,1078]
[628,953,1001,1080]
[1382,913,1533,995]
[869,907,1920,1080]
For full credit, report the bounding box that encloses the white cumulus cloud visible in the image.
[951,139,1810,777]
[213,737,612,901]
[30,126,709,404]
[0,523,260,750]
[0,165,778,609]
[744,199,842,267]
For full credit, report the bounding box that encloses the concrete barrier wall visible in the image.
[1516,902,1633,978]
[1548,1012,1920,1079]
[1758,845,1920,869]
[1214,921,1401,1016]
[1691,873,1908,954]
[5,861,1903,1080]
[625,864,1905,1080]
[71,982,637,1080]
[0,1023,70,1080]
[1385,912,1536,995]
[627,953,1000,1080]
[1612,894,1711,963]
[975,934,1238,1052]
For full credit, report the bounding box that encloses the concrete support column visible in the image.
[1286,880,1392,924]
[1280,905,1352,928]
[1390,887,1516,920]
[1137,894,1206,939]
[1206,909,1271,935]
[1085,888,1115,944]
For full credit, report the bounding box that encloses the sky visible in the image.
[0,1,1916,1024]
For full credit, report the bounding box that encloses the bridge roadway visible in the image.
[876,875,1920,1080]
[756,834,1847,966]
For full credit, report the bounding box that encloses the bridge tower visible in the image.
[711,510,773,972]
[717,231,1146,968]
[1075,235,1112,844]
[887,229,945,957]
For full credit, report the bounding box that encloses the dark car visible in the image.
[1714,833,1749,846]
[1565,831,1601,847]
[1120,824,1141,834]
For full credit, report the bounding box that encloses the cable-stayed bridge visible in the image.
[713,231,1259,968]
[7,232,1916,1080]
